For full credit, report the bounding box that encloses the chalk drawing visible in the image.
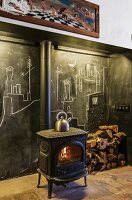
[57,62,101,101]
[68,60,76,68]
[63,79,71,101]
[56,65,63,101]
[0,57,40,127]
[54,60,103,127]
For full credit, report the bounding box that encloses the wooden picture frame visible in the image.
[0,0,99,38]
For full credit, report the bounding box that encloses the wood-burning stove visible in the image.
[36,127,88,199]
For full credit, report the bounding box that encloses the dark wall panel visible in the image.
[0,41,40,179]
[108,53,132,164]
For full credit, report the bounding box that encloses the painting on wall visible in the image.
[0,0,99,38]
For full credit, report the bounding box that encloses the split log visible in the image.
[95,162,106,171]
[118,153,125,160]
[99,151,107,159]
[100,164,107,171]
[95,130,112,139]
[99,125,118,133]
[106,162,112,170]
[87,139,97,149]
[107,146,118,155]
[113,132,126,140]
[99,152,108,166]
[87,133,96,139]
[87,159,97,174]
[87,164,95,174]
[86,151,93,162]
[107,147,114,154]
[106,129,113,138]
[92,153,100,162]
[107,137,120,148]
[111,162,117,168]
[118,160,126,167]
[96,138,108,149]
[94,152,108,164]
[107,153,117,162]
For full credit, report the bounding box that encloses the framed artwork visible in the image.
[0,0,99,38]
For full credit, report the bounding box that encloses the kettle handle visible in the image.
[56,111,67,120]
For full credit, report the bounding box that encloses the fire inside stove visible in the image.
[58,145,83,165]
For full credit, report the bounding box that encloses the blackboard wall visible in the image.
[0,41,40,179]
[51,48,108,132]
[0,39,131,180]
[51,48,132,165]
[108,53,132,164]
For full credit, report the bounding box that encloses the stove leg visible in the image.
[84,176,87,187]
[48,180,53,199]
[37,172,41,188]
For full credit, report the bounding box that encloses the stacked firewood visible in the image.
[86,125,127,174]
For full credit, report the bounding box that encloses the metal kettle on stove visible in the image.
[55,111,70,132]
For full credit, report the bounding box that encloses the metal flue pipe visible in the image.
[40,40,51,130]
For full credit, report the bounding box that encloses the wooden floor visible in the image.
[0,166,132,200]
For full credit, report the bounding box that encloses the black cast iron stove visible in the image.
[36,127,88,199]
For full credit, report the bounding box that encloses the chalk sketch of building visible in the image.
[83,63,101,92]
[55,61,103,127]
[56,65,63,102]
[0,58,39,127]
[63,79,71,101]
[56,61,101,102]
[68,60,76,68]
